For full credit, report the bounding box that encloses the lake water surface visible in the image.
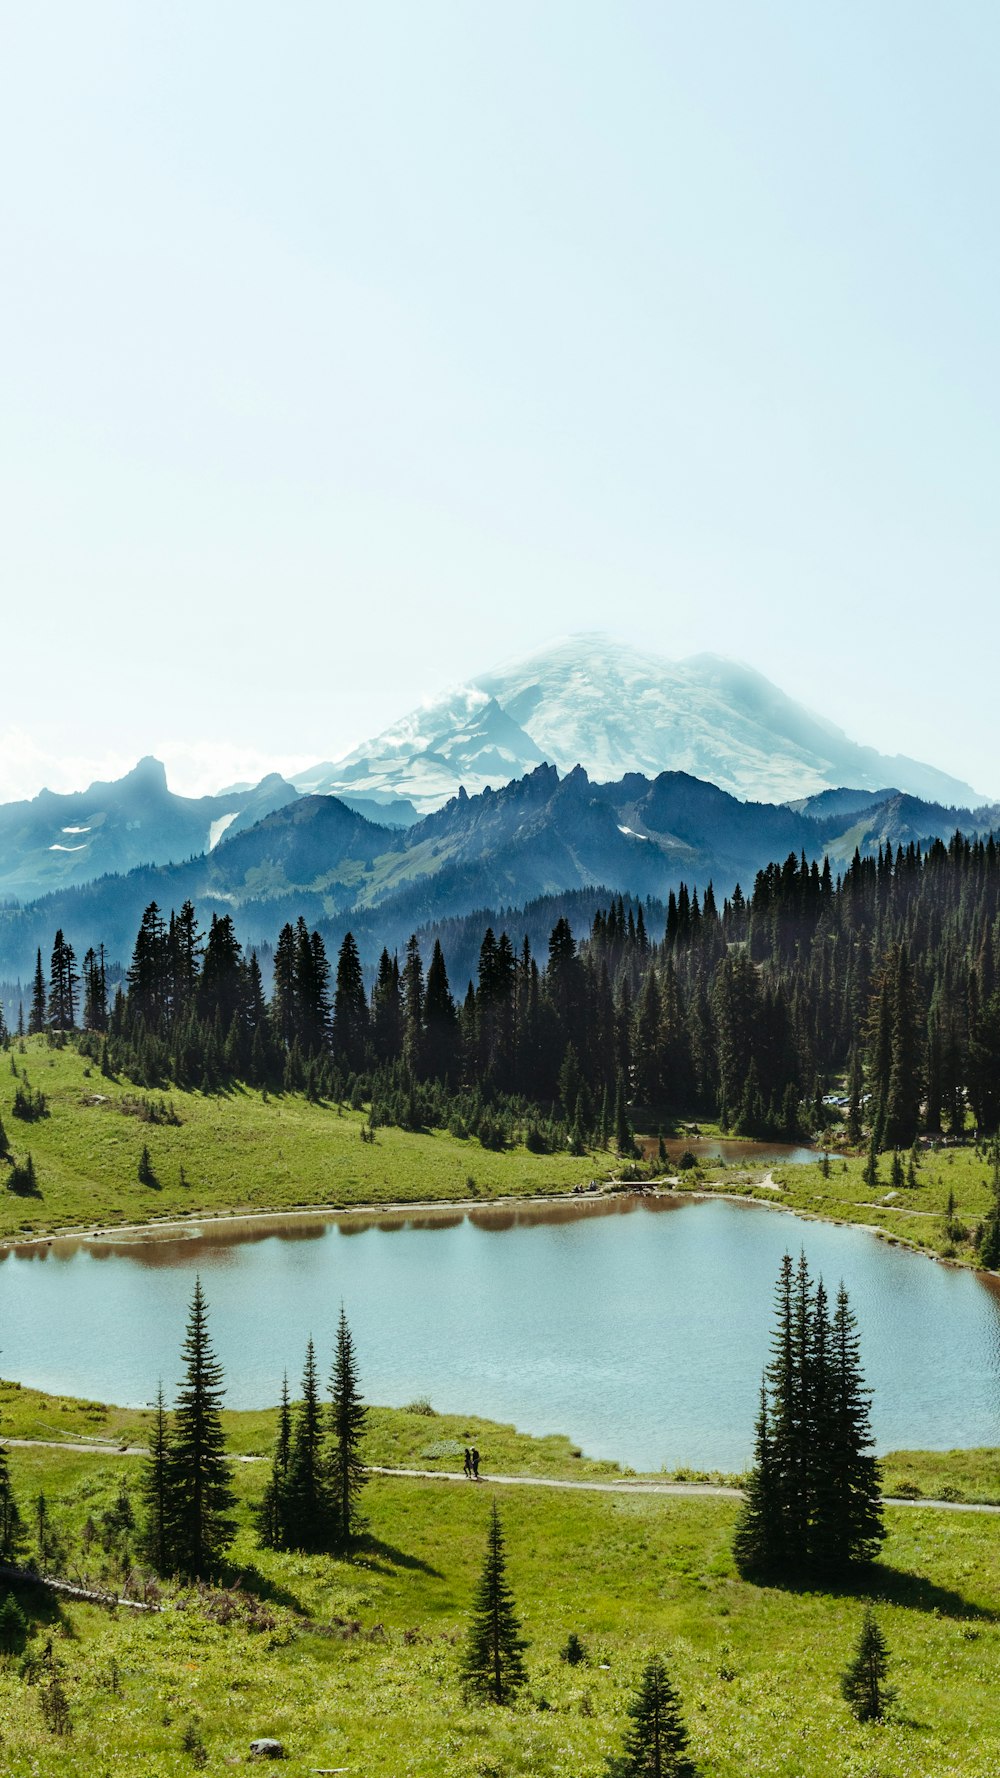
[2,1196,998,1471]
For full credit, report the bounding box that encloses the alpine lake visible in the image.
[2,1151,998,1473]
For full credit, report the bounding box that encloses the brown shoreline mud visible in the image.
[3,1177,996,1287]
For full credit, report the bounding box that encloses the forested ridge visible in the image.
[6,831,1000,1161]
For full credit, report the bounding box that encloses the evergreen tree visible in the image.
[0,1591,28,1655]
[138,1383,171,1574]
[127,903,170,1031]
[370,948,403,1063]
[332,933,369,1071]
[841,1606,895,1721]
[328,1307,367,1547]
[882,946,922,1148]
[423,939,458,1081]
[257,1373,293,1549]
[846,1046,864,1147]
[0,1409,23,1562]
[735,1257,883,1576]
[614,1071,635,1157]
[607,1654,696,1778]
[271,922,298,1047]
[821,1285,885,1566]
[732,1382,785,1577]
[401,934,426,1077]
[283,1340,334,1551]
[199,914,244,1035]
[459,1502,529,1705]
[28,950,47,1035]
[82,946,108,1032]
[164,1279,235,1578]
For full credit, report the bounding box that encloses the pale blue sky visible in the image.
[2,2,998,799]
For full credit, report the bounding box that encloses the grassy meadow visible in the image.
[3,1039,999,1291]
[672,1142,997,1271]
[3,1043,1000,1770]
[0,1038,613,1243]
[1,1389,1000,1775]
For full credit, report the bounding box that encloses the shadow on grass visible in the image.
[2,1577,71,1631]
[350,1532,443,1579]
[220,1562,311,1616]
[763,1562,997,1622]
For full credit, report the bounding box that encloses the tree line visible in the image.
[7,829,1000,1155]
[0,1280,371,1585]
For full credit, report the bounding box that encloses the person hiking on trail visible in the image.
[471,1446,480,1480]
[463,1447,472,1479]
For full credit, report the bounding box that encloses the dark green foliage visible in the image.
[34,826,1000,1159]
[328,1307,367,1547]
[0,1420,23,1562]
[12,1083,48,1121]
[978,1140,1000,1267]
[28,950,47,1036]
[181,1721,208,1766]
[7,1152,39,1195]
[282,1341,335,1552]
[137,1143,156,1186]
[47,930,79,1032]
[0,1591,28,1656]
[734,1256,884,1577]
[607,1654,696,1777]
[732,1382,785,1576]
[100,1476,135,1567]
[82,945,109,1032]
[332,932,369,1071]
[164,1279,235,1578]
[614,1072,636,1157]
[38,1660,72,1735]
[257,1373,293,1550]
[841,1606,895,1722]
[138,1384,171,1573]
[460,1501,529,1705]
[560,1631,587,1665]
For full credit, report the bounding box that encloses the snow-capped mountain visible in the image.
[0,759,298,903]
[295,634,980,811]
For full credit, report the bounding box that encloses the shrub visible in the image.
[0,1592,28,1656]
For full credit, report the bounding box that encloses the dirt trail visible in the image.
[8,1438,998,1514]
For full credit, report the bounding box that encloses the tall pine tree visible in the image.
[138,1382,171,1574]
[460,1502,529,1705]
[257,1373,293,1549]
[328,1307,367,1548]
[734,1256,884,1576]
[283,1340,334,1551]
[607,1654,696,1778]
[164,1279,235,1578]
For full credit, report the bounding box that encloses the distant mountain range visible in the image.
[0,633,992,995]
[0,762,995,990]
[292,635,983,812]
[0,758,298,903]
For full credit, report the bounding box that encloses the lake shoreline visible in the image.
[3,1175,994,1282]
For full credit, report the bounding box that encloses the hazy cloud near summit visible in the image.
[0,730,313,804]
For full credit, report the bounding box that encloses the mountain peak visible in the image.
[293,633,980,814]
[122,755,169,792]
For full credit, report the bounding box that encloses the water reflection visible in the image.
[1,1197,997,1471]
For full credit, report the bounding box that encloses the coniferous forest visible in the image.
[9,831,1000,1162]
